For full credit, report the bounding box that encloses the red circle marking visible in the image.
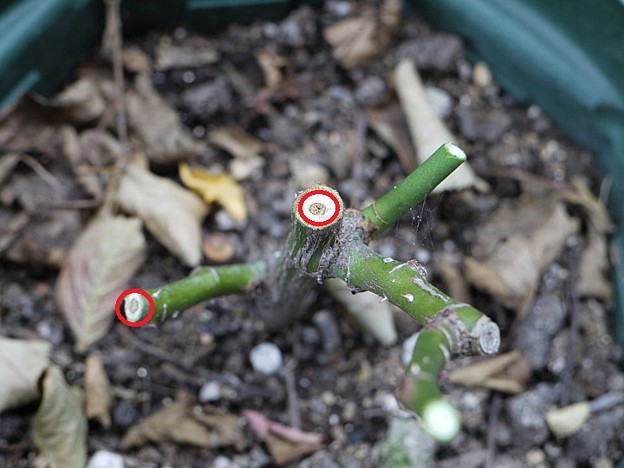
[297,189,342,227]
[115,288,154,327]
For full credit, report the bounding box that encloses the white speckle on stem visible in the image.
[413,277,449,302]
[383,257,394,263]
[402,293,414,303]
[152,289,162,299]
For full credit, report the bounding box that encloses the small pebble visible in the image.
[86,450,124,468]
[199,381,221,402]
[472,62,492,87]
[312,310,341,352]
[203,233,236,263]
[249,342,283,375]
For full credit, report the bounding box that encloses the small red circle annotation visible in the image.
[115,288,154,327]
[297,189,342,227]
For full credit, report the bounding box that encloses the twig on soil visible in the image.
[485,394,502,468]
[561,241,582,406]
[284,359,302,429]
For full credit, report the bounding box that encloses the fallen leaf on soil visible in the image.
[116,163,206,266]
[244,409,323,465]
[256,49,286,89]
[558,176,613,234]
[323,16,387,69]
[367,103,418,173]
[208,126,265,180]
[325,278,397,346]
[59,126,103,199]
[49,76,107,123]
[121,400,245,450]
[393,59,484,192]
[155,37,219,70]
[448,350,531,394]
[126,73,204,164]
[323,1,399,70]
[85,353,113,428]
[55,213,147,351]
[179,163,247,222]
[464,195,579,315]
[5,209,82,268]
[0,153,19,186]
[32,365,87,468]
[578,227,613,300]
[208,126,264,161]
[545,401,591,438]
[0,338,51,412]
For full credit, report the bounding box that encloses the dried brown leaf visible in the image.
[367,103,417,173]
[393,59,483,192]
[55,213,146,351]
[558,176,613,234]
[256,49,286,89]
[85,353,113,428]
[116,163,207,266]
[155,38,219,70]
[244,410,323,465]
[0,338,51,412]
[448,350,531,394]
[465,196,579,315]
[49,76,107,123]
[121,400,245,450]
[578,228,613,300]
[32,365,87,468]
[208,127,263,161]
[179,163,247,222]
[126,73,204,164]
[326,278,397,346]
[324,16,385,69]
[59,126,103,199]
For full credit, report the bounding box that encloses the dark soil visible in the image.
[1,1,623,467]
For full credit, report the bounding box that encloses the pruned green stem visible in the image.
[123,262,265,324]
[361,143,466,237]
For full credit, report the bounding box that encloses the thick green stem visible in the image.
[361,143,466,237]
[256,185,344,328]
[123,262,265,324]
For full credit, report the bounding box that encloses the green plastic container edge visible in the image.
[408,0,624,345]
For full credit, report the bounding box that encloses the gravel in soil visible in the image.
[1,1,623,466]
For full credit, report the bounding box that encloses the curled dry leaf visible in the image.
[367,103,418,173]
[393,59,484,192]
[121,400,245,450]
[179,163,248,222]
[325,278,397,346]
[244,409,323,465]
[59,126,103,200]
[256,49,286,89]
[116,164,207,266]
[32,365,87,468]
[126,73,204,164]
[49,76,107,123]
[208,126,265,180]
[578,227,613,300]
[85,353,113,428]
[55,213,146,351]
[464,196,579,316]
[323,2,395,70]
[155,37,219,70]
[448,350,531,394]
[0,337,51,412]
